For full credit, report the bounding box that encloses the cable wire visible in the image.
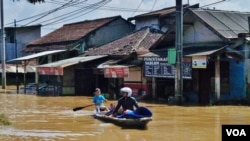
[23,0,76,26]
[42,0,110,26]
[131,0,143,17]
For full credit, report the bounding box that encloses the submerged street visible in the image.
[0,92,250,141]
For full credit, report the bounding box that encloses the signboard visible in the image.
[38,67,63,75]
[192,56,207,68]
[143,57,192,79]
[104,67,129,78]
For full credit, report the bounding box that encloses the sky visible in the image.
[3,0,250,36]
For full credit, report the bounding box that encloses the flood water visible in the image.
[0,92,250,141]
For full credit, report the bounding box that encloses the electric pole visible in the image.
[175,0,183,105]
[14,19,19,93]
[1,0,6,89]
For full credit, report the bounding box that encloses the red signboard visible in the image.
[104,67,129,78]
[38,67,63,75]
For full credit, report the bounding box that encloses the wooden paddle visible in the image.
[73,104,94,111]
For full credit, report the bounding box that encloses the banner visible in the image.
[104,67,129,78]
[38,67,63,75]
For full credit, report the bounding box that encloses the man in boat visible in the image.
[111,87,139,117]
[93,88,108,112]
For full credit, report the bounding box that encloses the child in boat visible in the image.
[93,88,108,112]
[105,103,116,116]
[109,103,116,111]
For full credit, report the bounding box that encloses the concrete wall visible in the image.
[3,26,41,61]
[183,21,223,44]
[228,59,246,99]
[62,66,75,95]
[86,18,134,50]
[135,18,160,31]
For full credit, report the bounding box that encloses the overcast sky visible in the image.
[3,0,250,36]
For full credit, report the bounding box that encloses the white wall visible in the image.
[135,18,160,30]
[88,18,134,49]
[184,21,223,44]
[124,67,141,82]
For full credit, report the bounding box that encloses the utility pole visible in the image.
[175,0,183,105]
[14,19,19,93]
[1,0,6,89]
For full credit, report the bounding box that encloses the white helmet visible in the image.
[120,87,132,97]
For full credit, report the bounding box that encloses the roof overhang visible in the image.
[185,46,226,57]
[37,55,107,75]
[245,37,250,44]
[0,64,36,73]
[139,52,162,57]
[225,48,244,60]
[8,50,66,62]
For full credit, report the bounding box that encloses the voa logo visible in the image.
[226,129,246,136]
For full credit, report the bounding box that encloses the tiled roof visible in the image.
[189,8,250,39]
[84,27,164,56]
[23,16,122,52]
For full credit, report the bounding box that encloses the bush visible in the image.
[0,114,11,126]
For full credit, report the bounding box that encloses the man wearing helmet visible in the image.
[111,87,139,117]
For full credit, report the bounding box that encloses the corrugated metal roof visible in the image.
[190,9,250,39]
[38,55,107,68]
[185,46,226,56]
[129,4,199,20]
[140,45,227,58]
[8,50,66,62]
[139,52,162,57]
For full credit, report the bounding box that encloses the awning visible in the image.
[139,52,160,57]
[37,55,107,75]
[97,59,123,68]
[185,46,226,57]
[0,64,36,73]
[96,59,139,78]
[8,50,66,62]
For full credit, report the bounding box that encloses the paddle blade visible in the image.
[73,107,84,111]
[73,104,94,111]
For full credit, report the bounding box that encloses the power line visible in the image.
[23,0,76,26]
[151,0,157,11]
[47,0,150,12]
[201,0,226,8]
[6,0,85,26]
[42,0,110,26]
[131,0,143,17]
[7,0,151,28]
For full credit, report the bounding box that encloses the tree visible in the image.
[27,0,45,4]
[12,0,45,4]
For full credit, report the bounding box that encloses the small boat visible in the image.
[93,106,153,129]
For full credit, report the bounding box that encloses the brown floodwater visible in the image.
[0,92,250,141]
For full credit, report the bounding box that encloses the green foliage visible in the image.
[12,0,45,4]
[0,114,11,126]
[27,0,45,4]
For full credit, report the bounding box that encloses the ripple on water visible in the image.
[0,126,99,138]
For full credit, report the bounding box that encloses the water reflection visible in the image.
[0,93,250,141]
